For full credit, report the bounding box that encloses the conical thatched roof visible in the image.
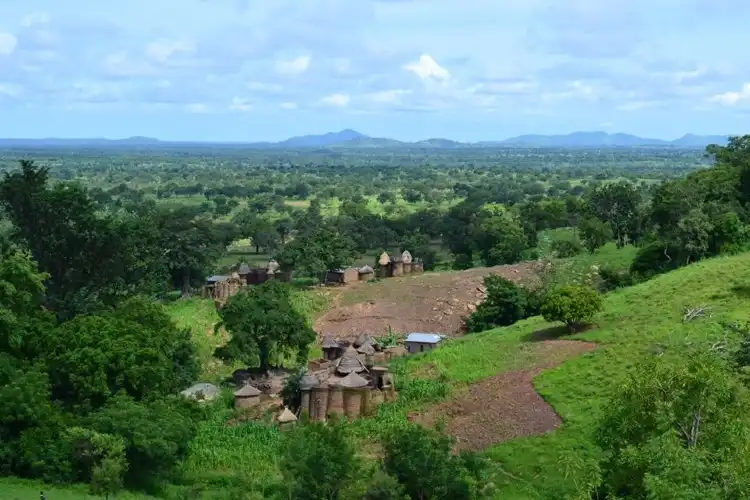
[277,407,297,423]
[336,346,366,374]
[321,336,340,349]
[238,262,251,274]
[299,373,320,390]
[401,250,413,264]
[358,265,374,274]
[337,371,369,388]
[234,384,261,397]
[354,333,373,348]
[378,252,390,266]
[267,259,280,273]
[356,342,375,355]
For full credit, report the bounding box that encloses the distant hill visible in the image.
[0,130,735,149]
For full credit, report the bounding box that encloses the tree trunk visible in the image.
[259,343,270,372]
[256,244,260,254]
[181,268,191,297]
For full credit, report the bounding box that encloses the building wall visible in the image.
[406,341,438,354]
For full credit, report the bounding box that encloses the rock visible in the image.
[467,304,476,311]
[444,310,453,316]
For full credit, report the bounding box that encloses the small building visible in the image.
[353,333,373,348]
[325,267,359,285]
[405,333,444,354]
[358,265,375,281]
[180,383,220,402]
[401,250,413,274]
[276,407,298,428]
[234,384,261,409]
[321,336,342,360]
[336,346,367,375]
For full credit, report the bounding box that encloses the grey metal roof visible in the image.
[206,275,229,283]
[405,333,444,344]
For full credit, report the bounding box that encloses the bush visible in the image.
[550,238,583,258]
[466,276,531,332]
[597,267,638,292]
[541,284,602,331]
[629,241,682,279]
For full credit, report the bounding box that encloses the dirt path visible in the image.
[314,261,540,341]
[411,339,597,451]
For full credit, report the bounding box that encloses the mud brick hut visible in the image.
[321,336,343,361]
[401,250,413,274]
[233,384,261,409]
[325,267,359,285]
[202,275,244,303]
[405,333,444,354]
[377,252,391,278]
[276,407,298,428]
[358,265,375,281]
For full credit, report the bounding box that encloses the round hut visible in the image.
[299,373,319,416]
[377,252,391,278]
[356,341,375,356]
[339,371,370,418]
[310,381,330,422]
[327,378,345,417]
[353,333,373,349]
[401,250,413,274]
[358,265,375,281]
[277,407,298,428]
[336,346,367,375]
[321,336,342,361]
[233,384,261,409]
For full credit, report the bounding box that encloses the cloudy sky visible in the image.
[0,0,748,141]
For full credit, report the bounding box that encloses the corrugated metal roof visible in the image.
[206,275,229,283]
[405,333,444,344]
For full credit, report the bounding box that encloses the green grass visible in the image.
[393,251,750,499]
[0,478,156,500]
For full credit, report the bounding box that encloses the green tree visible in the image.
[541,284,602,332]
[466,276,530,332]
[275,223,358,276]
[596,352,750,499]
[214,280,316,370]
[473,205,528,266]
[578,217,613,253]
[585,182,642,247]
[280,421,361,500]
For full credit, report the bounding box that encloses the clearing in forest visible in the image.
[314,261,540,340]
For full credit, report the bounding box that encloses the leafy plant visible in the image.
[541,284,602,332]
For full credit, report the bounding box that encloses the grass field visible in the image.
[0,478,155,500]
[391,252,750,499]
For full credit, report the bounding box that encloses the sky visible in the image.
[0,0,748,142]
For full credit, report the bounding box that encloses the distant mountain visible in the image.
[277,129,367,147]
[0,131,735,149]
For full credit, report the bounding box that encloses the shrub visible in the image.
[550,238,583,258]
[597,267,638,292]
[630,241,682,279]
[541,284,602,331]
[466,275,531,332]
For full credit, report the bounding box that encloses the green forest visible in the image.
[3,138,750,500]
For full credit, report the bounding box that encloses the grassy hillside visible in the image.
[394,251,750,499]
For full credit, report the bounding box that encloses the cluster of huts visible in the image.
[202,259,291,303]
[325,250,425,285]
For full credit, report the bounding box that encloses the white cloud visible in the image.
[280,101,298,109]
[0,83,22,97]
[246,81,284,93]
[21,12,51,27]
[145,39,194,63]
[186,103,210,113]
[320,93,350,107]
[709,83,750,105]
[403,54,450,81]
[366,89,411,103]
[229,96,252,111]
[275,55,311,75]
[0,33,18,55]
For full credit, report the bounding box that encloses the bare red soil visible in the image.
[314,262,540,341]
[411,340,597,451]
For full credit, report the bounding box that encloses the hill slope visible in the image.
[398,252,750,499]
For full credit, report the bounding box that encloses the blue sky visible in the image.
[0,0,748,141]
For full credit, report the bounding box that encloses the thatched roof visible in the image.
[401,250,413,264]
[321,336,340,349]
[356,342,375,355]
[336,346,367,374]
[277,407,297,423]
[337,371,369,388]
[354,333,373,348]
[234,384,261,397]
[299,373,320,390]
[378,252,390,266]
[180,383,220,401]
[358,265,374,274]
[267,259,280,273]
[238,262,251,274]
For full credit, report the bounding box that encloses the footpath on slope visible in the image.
[411,337,597,451]
[314,261,540,340]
